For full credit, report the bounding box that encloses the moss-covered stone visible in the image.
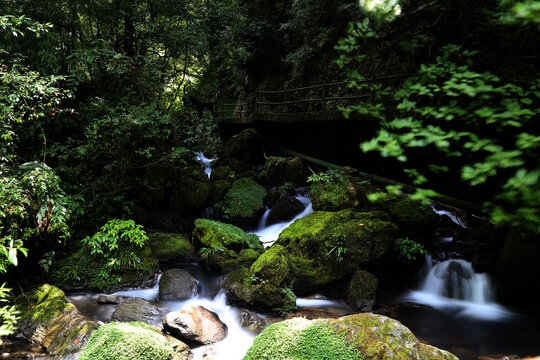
[275,209,397,293]
[383,196,439,238]
[345,270,378,311]
[310,175,378,212]
[210,179,232,203]
[259,156,307,186]
[192,219,264,273]
[243,317,362,360]
[250,245,294,287]
[49,245,159,292]
[14,284,99,358]
[79,321,191,360]
[326,313,458,360]
[148,232,197,263]
[219,177,267,226]
[210,166,235,181]
[183,165,209,182]
[267,195,305,225]
[173,180,211,214]
[223,128,264,165]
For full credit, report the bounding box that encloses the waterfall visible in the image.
[405,255,512,320]
[195,151,216,179]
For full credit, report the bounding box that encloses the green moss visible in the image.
[210,166,234,181]
[250,245,293,287]
[50,245,159,292]
[173,180,211,213]
[384,197,438,237]
[193,219,263,252]
[243,318,362,360]
[15,284,67,324]
[347,270,378,300]
[310,175,377,211]
[219,177,266,223]
[79,321,186,360]
[148,232,196,263]
[183,165,209,182]
[210,179,232,202]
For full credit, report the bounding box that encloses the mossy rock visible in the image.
[326,313,458,360]
[223,128,264,165]
[14,284,99,358]
[310,175,378,212]
[259,156,307,186]
[243,317,362,360]
[173,180,211,214]
[249,245,294,287]
[219,177,267,226]
[210,166,235,181]
[225,269,297,315]
[192,219,264,273]
[79,321,191,360]
[148,232,197,263]
[345,270,378,311]
[49,245,159,292]
[275,209,397,293]
[383,196,439,239]
[210,179,232,203]
[183,165,209,182]
[267,195,305,225]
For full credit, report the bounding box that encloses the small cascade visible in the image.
[405,255,512,320]
[431,205,468,228]
[195,151,216,179]
[251,194,313,247]
[202,205,221,220]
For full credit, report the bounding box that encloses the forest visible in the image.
[1,0,540,359]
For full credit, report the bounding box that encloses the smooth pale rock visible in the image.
[158,269,199,300]
[97,294,126,304]
[111,297,161,324]
[163,306,228,345]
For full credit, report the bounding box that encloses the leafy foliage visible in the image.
[394,237,426,261]
[82,219,148,272]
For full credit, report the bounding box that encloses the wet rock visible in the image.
[345,270,378,312]
[173,180,211,215]
[223,129,264,165]
[192,219,263,273]
[267,195,304,225]
[79,321,192,360]
[111,297,162,325]
[382,196,439,239]
[163,306,228,345]
[14,284,99,358]
[158,269,199,300]
[239,310,266,333]
[97,294,126,304]
[259,156,307,185]
[210,166,234,181]
[310,174,378,211]
[219,177,266,226]
[148,232,197,263]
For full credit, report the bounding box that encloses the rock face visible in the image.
[148,232,197,263]
[244,314,458,360]
[79,321,192,360]
[192,219,264,273]
[163,306,228,345]
[14,284,99,359]
[345,270,378,312]
[158,269,199,300]
[219,177,267,226]
[267,195,305,225]
[111,297,162,324]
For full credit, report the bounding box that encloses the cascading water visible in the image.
[251,194,313,247]
[405,255,512,320]
[195,151,216,179]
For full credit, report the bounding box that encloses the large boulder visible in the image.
[259,156,307,185]
[219,177,267,226]
[158,269,199,300]
[275,209,397,293]
[243,314,458,360]
[310,174,378,212]
[345,270,378,312]
[239,310,266,333]
[173,179,211,215]
[267,195,305,225]
[225,247,297,315]
[192,219,264,273]
[163,306,228,345]
[326,313,458,360]
[14,284,99,359]
[382,196,439,239]
[148,232,197,264]
[111,297,162,324]
[223,128,264,165]
[79,321,192,360]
